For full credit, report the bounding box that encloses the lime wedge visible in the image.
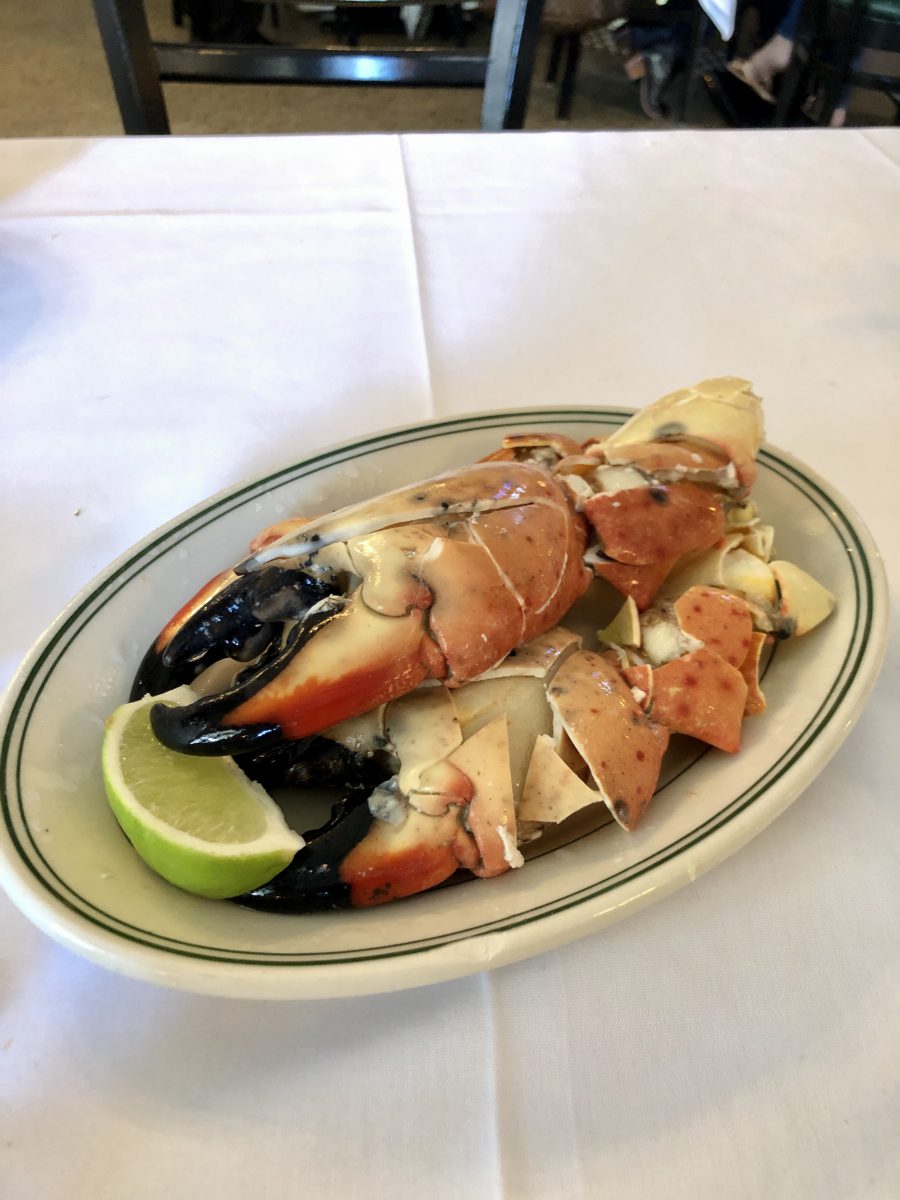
[102,687,303,899]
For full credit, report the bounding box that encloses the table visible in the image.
[1,130,898,1198]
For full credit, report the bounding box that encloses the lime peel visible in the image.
[102,686,304,899]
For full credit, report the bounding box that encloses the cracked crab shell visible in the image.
[340,806,476,907]
[602,378,765,490]
[519,733,601,825]
[547,650,670,830]
[651,649,748,753]
[583,482,726,566]
[739,631,768,716]
[770,560,836,636]
[598,440,736,487]
[479,431,584,463]
[673,586,755,669]
[590,556,680,611]
[447,717,518,878]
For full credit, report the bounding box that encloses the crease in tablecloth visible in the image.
[396,136,437,426]
[860,128,900,171]
[485,958,587,1199]
[0,135,415,220]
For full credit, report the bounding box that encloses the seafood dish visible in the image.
[123,378,836,911]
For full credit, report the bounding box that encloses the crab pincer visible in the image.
[130,564,337,703]
[133,462,590,758]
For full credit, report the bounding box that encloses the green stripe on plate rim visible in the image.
[0,409,873,967]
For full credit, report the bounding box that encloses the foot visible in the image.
[726,58,776,104]
[727,33,794,104]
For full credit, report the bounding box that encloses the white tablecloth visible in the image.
[1,130,898,1199]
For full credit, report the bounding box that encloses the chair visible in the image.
[773,0,900,124]
[541,0,626,119]
[91,0,547,133]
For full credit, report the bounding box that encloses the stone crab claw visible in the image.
[598,547,833,754]
[574,379,765,610]
[595,376,765,492]
[137,462,590,758]
[238,626,670,911]
[480,379,765,615]
[129,563,336,702]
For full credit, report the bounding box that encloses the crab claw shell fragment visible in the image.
[596,586,762,752]
[770,561,836,636]
[601,377,765,492]
[555,379,764,612]
[672,586,754,669]
[340,805,480,907]
[546,651,670,829]
[479,431,584,466]
[657,542,835,641]
[651,650,748,753]
[739,632,768,716]
[583,483,726,566]
[589,556,680,612]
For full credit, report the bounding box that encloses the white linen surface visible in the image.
[1,131,898,1199]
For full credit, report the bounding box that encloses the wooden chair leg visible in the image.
[557,32,581,120]
[677,7,709,124]
[450,3,469,47]
[547,33,564,83]
[773,47,808,125]
[91,0,170,134]
[481,0,545,131]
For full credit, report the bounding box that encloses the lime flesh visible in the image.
[102,688,303,900]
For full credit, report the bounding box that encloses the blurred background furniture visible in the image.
[613,0,739,122]
[92,0,546,131]
[773,0,900,123]
[538,0,731,121]
[542,0,626,119]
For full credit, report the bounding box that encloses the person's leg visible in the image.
[188,0,266,43]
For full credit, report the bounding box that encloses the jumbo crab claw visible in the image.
[139,462,590,757]
[483,379,766,614]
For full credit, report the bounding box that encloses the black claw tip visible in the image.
[150,700,282,756]
[235,796,375,912]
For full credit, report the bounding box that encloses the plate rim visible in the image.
[0,406,889,998]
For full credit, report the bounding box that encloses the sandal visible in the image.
[726,59,776,105]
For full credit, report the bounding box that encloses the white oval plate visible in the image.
[0,409,888,1000]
